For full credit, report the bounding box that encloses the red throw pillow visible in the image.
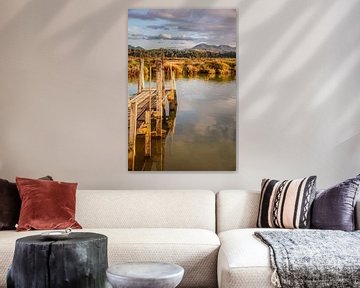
[16,177,82,231]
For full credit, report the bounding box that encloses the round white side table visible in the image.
[106,262,184,288]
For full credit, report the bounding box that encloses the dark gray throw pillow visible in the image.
[311,174,360,231]
[0,179,20,230]
[0,176,53,230]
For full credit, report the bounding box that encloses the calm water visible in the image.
[128,77,236,171]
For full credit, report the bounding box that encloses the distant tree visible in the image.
[128,48,236,59]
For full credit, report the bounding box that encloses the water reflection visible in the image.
[128,74,235,84]
[128,78,236,171]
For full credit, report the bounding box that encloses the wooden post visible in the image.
[138,58,145,93]
[161,60,166,119]
[168,64,176,102]
[149,62,152,110]
[128,102,137,170]
[145,111,151,157]
[162,60,166,102]
[169,96,177,112]
[156,60,163,136]
[161,137,165,171]
[171,67,176,91]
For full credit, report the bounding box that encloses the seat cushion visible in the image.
[0,228,220,288]
[218,228,280,288]
[103,228,219,288]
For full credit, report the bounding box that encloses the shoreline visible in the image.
[128,57,236,79]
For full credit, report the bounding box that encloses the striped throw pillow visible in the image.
[257,176,317,229]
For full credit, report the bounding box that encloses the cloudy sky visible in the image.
[128,9,236,49]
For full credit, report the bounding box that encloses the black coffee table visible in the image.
[7,232,108,288]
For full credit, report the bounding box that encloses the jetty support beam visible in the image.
[128,102,138,170]
[138,59,145,93]
[145,111,151,156]
[155,60,163,136]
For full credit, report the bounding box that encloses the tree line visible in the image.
[128,48,236,59]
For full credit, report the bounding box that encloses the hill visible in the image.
[191,43,236,52]
[128,45,145,50]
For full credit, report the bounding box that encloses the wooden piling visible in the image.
[129,102,138,169]
[169,65,176,101]
[171,65,176,91]
[138,58,145,93]
[149,62,152,110]
[162,60,166,101]
[155,60,163,136]
[145,111,151,156]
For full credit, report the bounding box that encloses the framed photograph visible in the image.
[128,9,236,171]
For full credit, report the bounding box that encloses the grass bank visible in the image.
[128,57,236,79]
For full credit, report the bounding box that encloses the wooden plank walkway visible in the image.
[128,58,177,171]
[128,88,174,127]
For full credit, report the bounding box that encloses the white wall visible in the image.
[0,0,359,191]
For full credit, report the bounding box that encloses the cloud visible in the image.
[147,34,200,41]
[128,9,236,47]
[148,33,171,40]
[147,24,178,30]
[129,32,205,42]
[128,9,189,21]
[129,9,236,22]
[147,25,171,30]
[128,33,146,40]
[129,9,236,34]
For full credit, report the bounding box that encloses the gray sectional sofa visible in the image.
[0,189,359,288]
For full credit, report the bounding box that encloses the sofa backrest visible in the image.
[216,190,260,233]
[217,190,360,233]
[76,190,216,231]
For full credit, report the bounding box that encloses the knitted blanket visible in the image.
[255,230,360,288]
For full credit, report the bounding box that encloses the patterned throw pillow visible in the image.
[257,176,317,229]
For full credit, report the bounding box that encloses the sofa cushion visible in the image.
[0,228,220,288]
[216,190,260,233]
[16,177,82,231]
[257,176,316,229]
[103,228,219,288]
[218,228,278,288]
[76,190,216,231]
[311,174,360,231]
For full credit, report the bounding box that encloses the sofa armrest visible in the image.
[356,200,360,230]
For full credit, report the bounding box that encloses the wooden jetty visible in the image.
[128,58,177,171]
